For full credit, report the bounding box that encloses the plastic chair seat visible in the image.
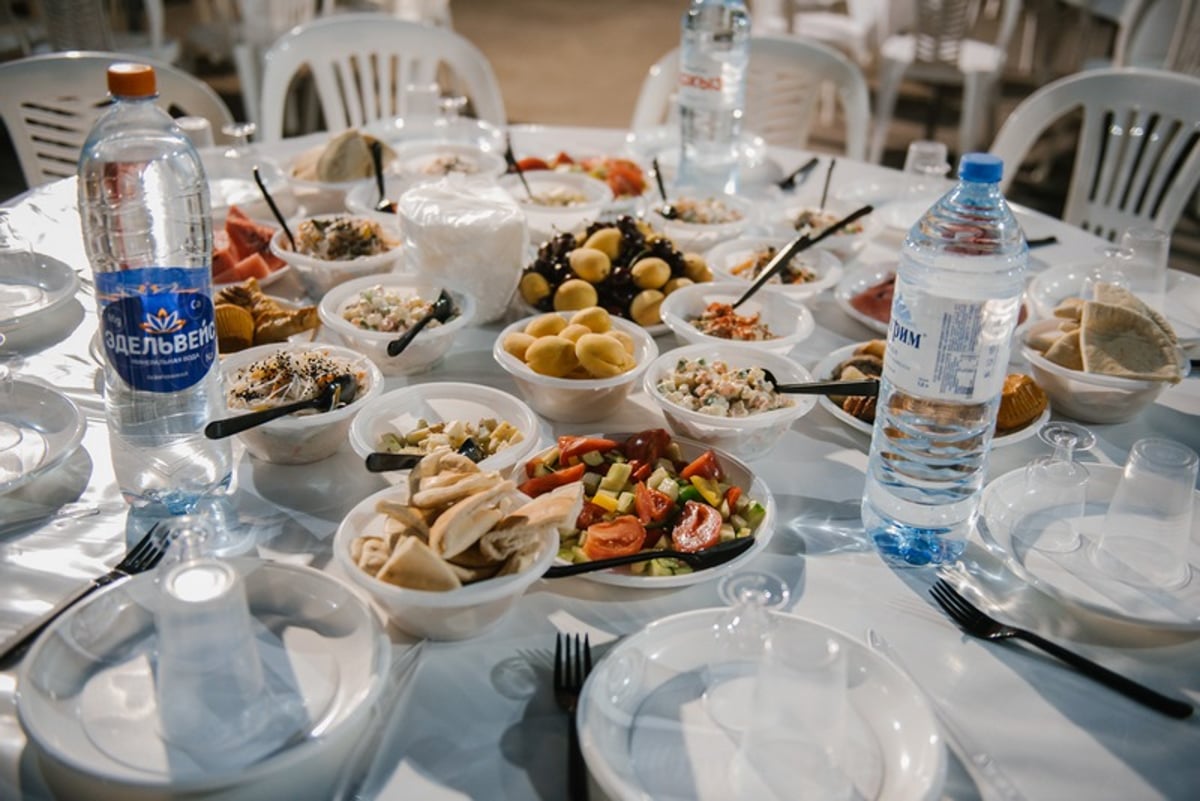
[792,12,874,63]
[879,34,1006,77]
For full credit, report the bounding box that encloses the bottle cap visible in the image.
[958,153,1003,183]
[107,63,157,98]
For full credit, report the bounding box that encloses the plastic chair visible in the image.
[233,0,334,129]
[868,0,1023,163]
[630,35,872,161]
[258,13,505,143]
[751,0,885,66]
[989,67,1200,239]
[0,50,235,188]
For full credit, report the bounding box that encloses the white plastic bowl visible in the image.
[773,199,881,256]
[334,483,556,640]
[284,143,376,214]
[394,140,506,184]
[492,312,658,423]
[318,274,476,377]
[499,171,613,239]
[344,175,409,232]
[660,281,815,355]
[269,214,403,299]
[706,236,844,299]
[348,382,541,482]
[219,341,383,464]
[644,342,816,459]
[645,193,756,254]
[1020,319,1186,424]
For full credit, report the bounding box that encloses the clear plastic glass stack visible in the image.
[78,63,232,514]
[862,153,1028,567]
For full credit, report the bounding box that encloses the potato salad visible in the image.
[657,357,793,417]
[341,286,453,333]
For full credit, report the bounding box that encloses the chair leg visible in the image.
[957,72,994,156]
[232,43,260,128]
[869,57,907,164]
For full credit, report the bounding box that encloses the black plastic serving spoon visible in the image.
[651,157,678,219]
[253,165,295,250]
[543,536,755,578]
[777,156,819,191]
[761,368,880,397]
[365,437,485,472]
[370,139,395,213]
[503,133,534,200]
[386,290,455,357]
[205,374,357,439]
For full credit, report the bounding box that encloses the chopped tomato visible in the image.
[621,428,671,465]
[575,501,608,530]
[605,160,646,197]
[516,156,550,171]
[583,515,647,560]
[671,501,723,553]
[630,460,652,483]
[557,436,619,462]
[551,151,575,167]
[680,450,723,481]
[524,458,544,479]
[518,463,585,497]
[634,482,674,525]
[724,485,742,509]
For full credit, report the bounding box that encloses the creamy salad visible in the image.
[227,349,364,412]
[418,154,480,176]
[527,186,587,207]
[672,197,744,225]
[341,286,453,333]
[295,216,394,260]
[657,358,792,417]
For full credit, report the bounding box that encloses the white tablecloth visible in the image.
[1,125,1198,801]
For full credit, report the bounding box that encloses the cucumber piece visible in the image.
[616,491,636,514]
[659,479,679,501]
[599,462,633,492]
[743,500,766,528]
[719,523,736,542]
[736,527,752,538]
[581,449,605,467]
[570,546,589,563]
[581,471,603,496]
[648,559,675,577]
[543,446,560,467]
[647,466,671,491]
[731,513,748,530]
[665,442,684,462]
[629,559,648,574]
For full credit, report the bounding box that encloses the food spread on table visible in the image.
[790,207,866,237]
[520,215,712,326]
[340,284,456,332]
[349,451,583,590]
[292,216,397,260]
[1026,282,1182,382]
[848,274,896,324]
[515,151,647,198]
[688,302,777,341]
[502,307,637,378]
[520,430,765,577]
[656,357,793,417]
[213,277,319,352]
[669,196,744,225]
[212,205,286,285]
[290,129,396,182]
[377,418,524,459]
[226,348,365,412]
[730,246,819,285]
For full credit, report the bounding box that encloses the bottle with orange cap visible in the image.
[78,63,232,518]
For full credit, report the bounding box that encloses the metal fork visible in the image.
[553,633,593,801]
[0,523,170,663]
[929,579,1193,719]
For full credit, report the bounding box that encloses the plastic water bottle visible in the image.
[861,153,1027,567]
[677,0,751,194]
[79,63,232,514]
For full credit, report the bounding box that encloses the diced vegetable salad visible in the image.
[519,429,766,577]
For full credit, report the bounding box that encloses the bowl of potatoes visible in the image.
[493,307,657,423]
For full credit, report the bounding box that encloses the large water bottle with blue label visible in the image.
[862,153,1027,567]
[79,63,231,513]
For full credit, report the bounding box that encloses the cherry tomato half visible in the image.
[671,501,722,553]
[621,428,671,465]
[634,482,674,525]
[583,515,647,560]
[679,450,723,481]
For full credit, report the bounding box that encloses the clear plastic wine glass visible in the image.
[1081,246,1132,300]
[434,95,469,141]
[702,571,791,731]
[1013,422,1095,553]
[207,122,283,209]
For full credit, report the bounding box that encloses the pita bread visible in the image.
[1027,326,1064,354]
[376,501,433,541]
[447,542,503,569]
[1043,329,1084,370]
[496,540,544,577]
[446,560,502,583]
[408,450,479,496]
[352,537,390,575]
[480,484,585,561]
[1053,297,1085,321]
[428,480,513,558]
[412,471,504,510]
[1092,282,1178,346]
[1080,301,1181,381]
[375,536,462,591]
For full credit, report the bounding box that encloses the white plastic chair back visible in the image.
[0,51,235,188]
[989,67,1200,238]
[1168,0,1200,73]
[913,0,973,69]
[107,0,181,64]
[258,13,504,142]
[630,35,871,161]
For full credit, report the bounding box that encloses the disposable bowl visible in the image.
[706,236,844,299]
[659,281,815,355]
[644,342,815,459]
[218,341,383,464]
[645,193,756,254]
[499,171,613,239]
[269,214,402,299]
[492,312,657,423]
[318,274,475,377]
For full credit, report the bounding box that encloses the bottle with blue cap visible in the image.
[861,152,1028,567]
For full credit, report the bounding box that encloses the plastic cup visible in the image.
[1118,226,1170,312]
[903,140,950,178]
[404,82,441,119]
[1094,438,1198,589]
[731,629,850,801]
[177,116,214,150]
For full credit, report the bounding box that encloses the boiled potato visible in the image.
[568,248,611,283]
[576,333,635,378]
[519,272,551,306]
[629,289,664,327]
[606,329,636,356]
[525,336,580,377]
[558,323,592,343]
[582,227,622,261]
[681,253,713,283]
[525,313,567,338]
[632,257,671,290]
[662,277,694,296]
[569,306,612,334]
[502,331,536,361]
[553,279,599,311]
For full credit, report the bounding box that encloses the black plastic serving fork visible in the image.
[0,523,170,663]
[929,579,1193,719]
[554,633,593,801]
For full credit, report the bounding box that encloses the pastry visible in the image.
[996,374,1048,433]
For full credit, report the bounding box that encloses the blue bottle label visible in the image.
[94,267,216,393]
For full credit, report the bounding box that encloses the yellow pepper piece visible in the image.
[690,476,722,507]
[590,492,620,513]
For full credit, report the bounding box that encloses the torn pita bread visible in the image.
[496,541,543,577]
[447,542,503,569]
[446,560,502,583]
[1092,282,1178,346]
[408,450,479,496]
[1043,329,1085,371]
[1080,301,1181,381]
[428,480,514,558]
[480,484,585,562]
[1053,297,1085,321]
[1027,325,1065,354]
[375,536,462,591]
[352,537,390,575]
[412,471,504,510]
[376,500,433,541]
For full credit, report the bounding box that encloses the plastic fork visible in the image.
[553,633,593,801]
[1,523,170,663]
[929,579,1192,719]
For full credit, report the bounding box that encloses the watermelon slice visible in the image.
[225,205,250,223]
[212,241,237,282]
[226,216,276,262]
[232,252,271,281]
